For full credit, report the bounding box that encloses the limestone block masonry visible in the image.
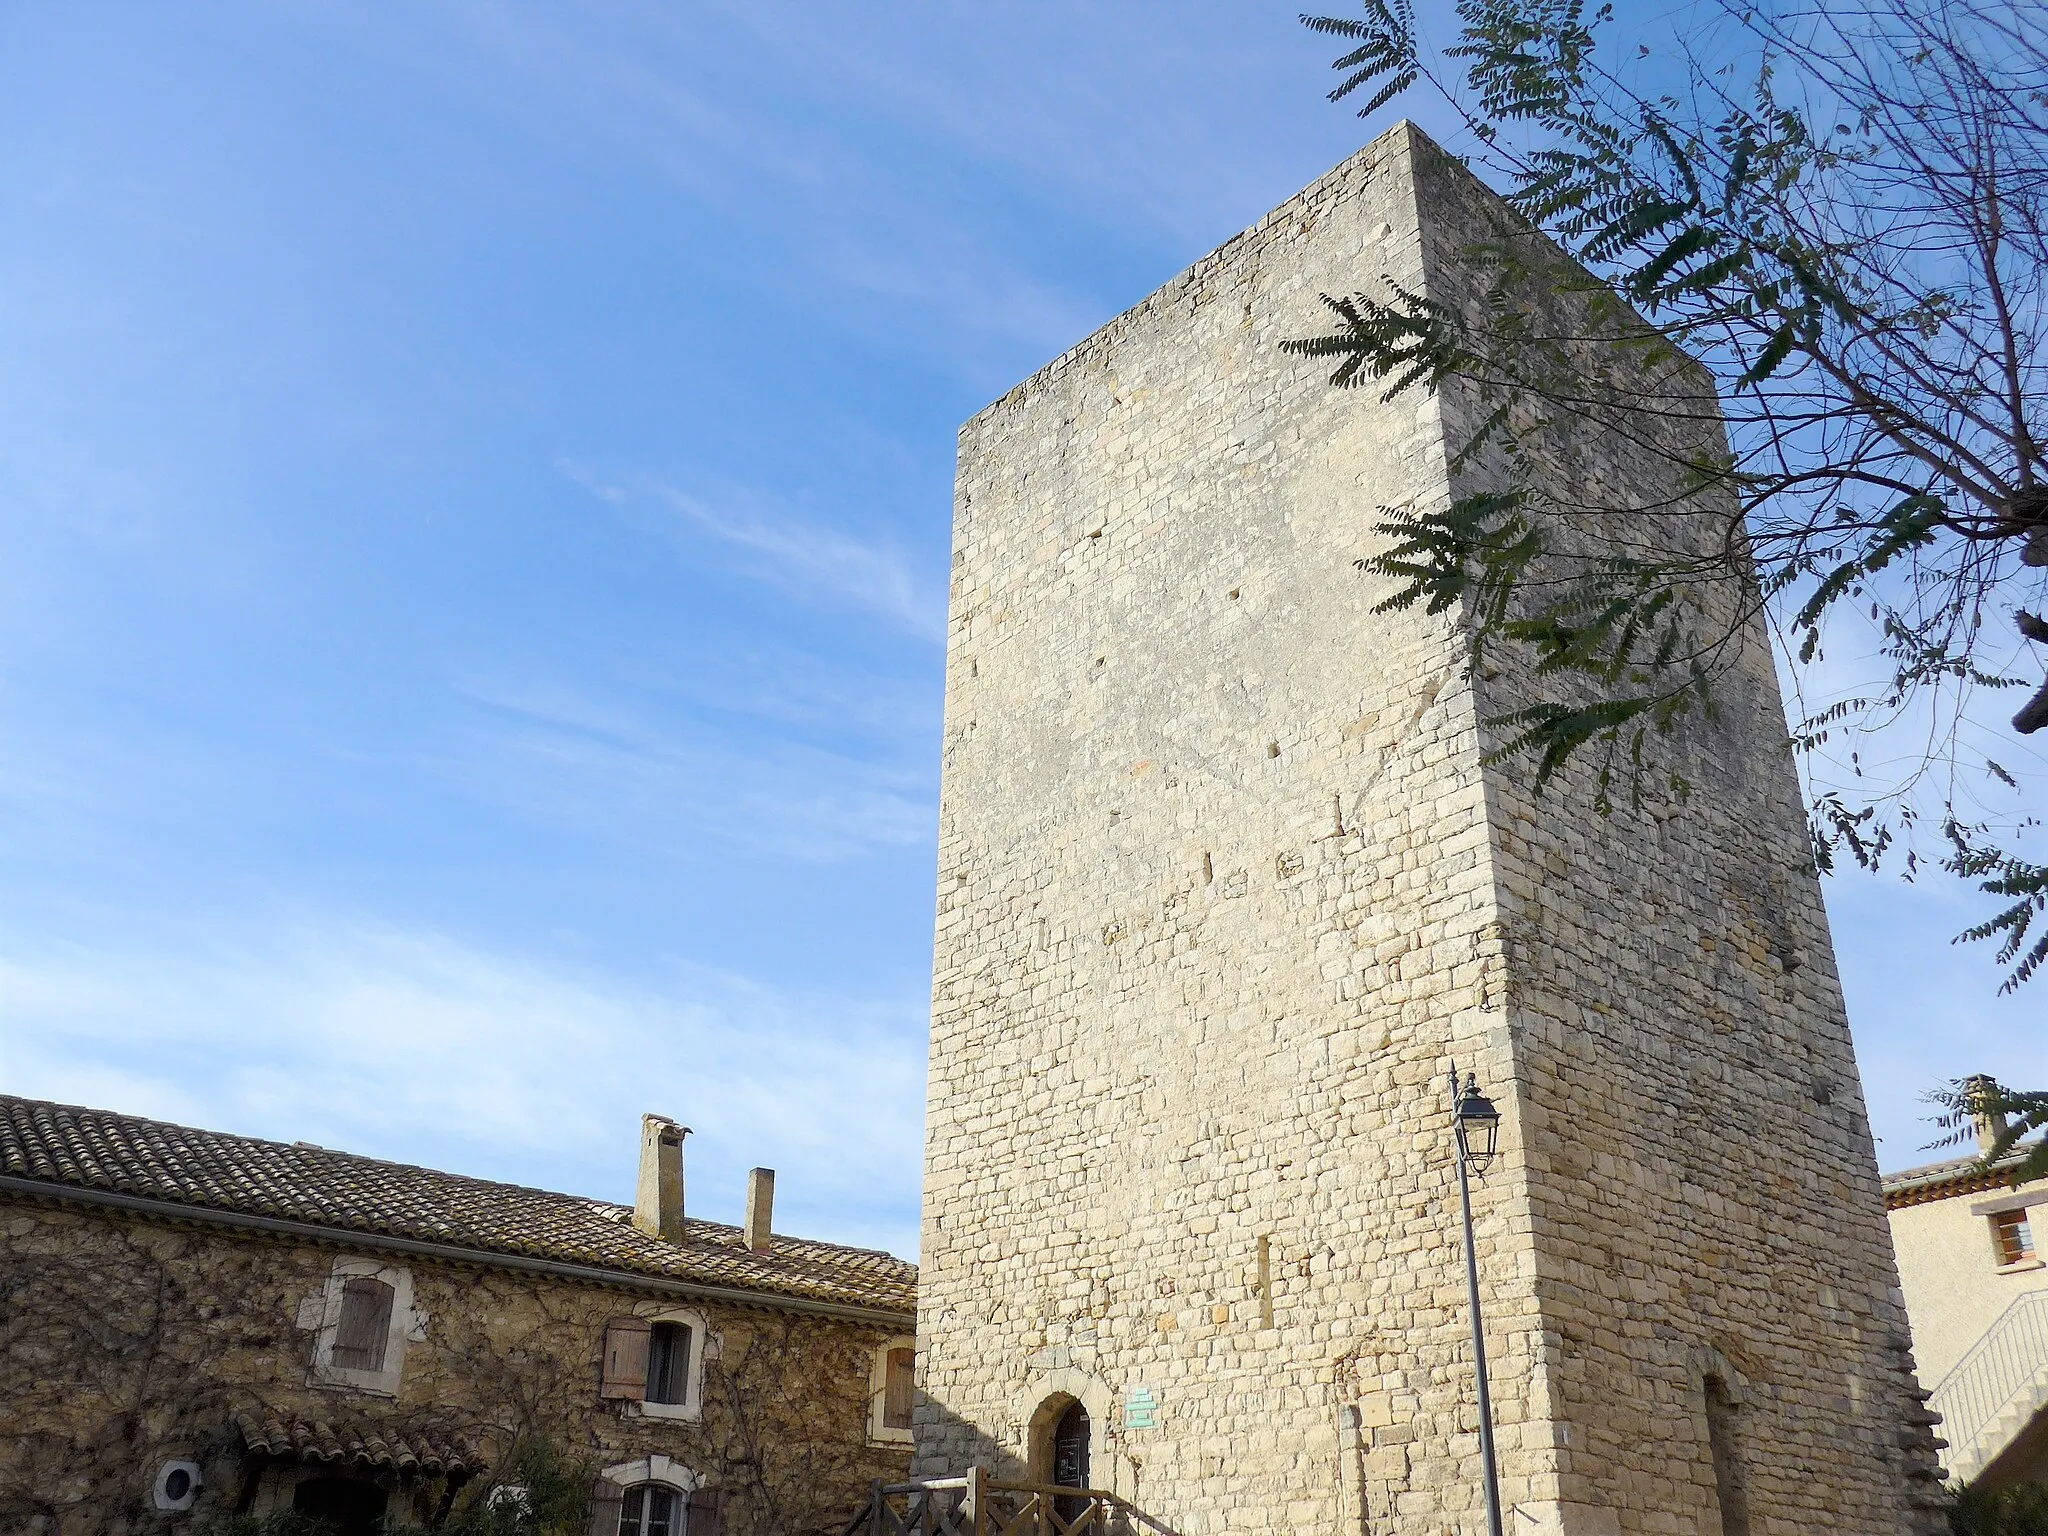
[915,122,1945,1536]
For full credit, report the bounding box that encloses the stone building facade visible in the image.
[916,122,1945,1536]
[0,1094,916,1535]
[1886,1103,2048,1486]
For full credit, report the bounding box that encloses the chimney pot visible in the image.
[745,1168,776,1253]
[634,1114,689,1241]
[1965,1074,2009,1158]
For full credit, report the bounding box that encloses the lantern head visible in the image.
[1454,1072,1501,1173]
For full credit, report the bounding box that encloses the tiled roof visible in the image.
[1883,1143,2038,1209]
[0,1095,915,1318]
[237,1413,486,1477]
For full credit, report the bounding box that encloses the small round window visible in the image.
[153,1459,203,1514]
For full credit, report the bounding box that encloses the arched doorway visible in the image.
[1027,1393,1088,1486]
[1050,1398,1090,1525]
[1051,1399,1090,1491]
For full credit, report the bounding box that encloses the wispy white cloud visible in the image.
[278,2,838,206]
[559,460,946,640]
[289,5,1150,381]
[0,925,926,1256]
[695,0,1374,249]
[814,225,1108,378]
[444,668,934,861]
[652,483,942,637]
[451,649,934,749]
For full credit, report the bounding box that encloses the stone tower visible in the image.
[916,124,1943,1536]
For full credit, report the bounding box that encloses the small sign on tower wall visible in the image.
[1124,1385,1159,1430]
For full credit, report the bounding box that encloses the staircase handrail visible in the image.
[1931,1285,2048,1472]
[988,1481,1179,1535]
[843,1473,1181,1536]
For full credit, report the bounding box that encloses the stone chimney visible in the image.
[634,1115,689,1241]
[745,1167,775,1252]
[1966,1074,2009,1157]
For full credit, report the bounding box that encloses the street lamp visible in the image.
[1449,1064,1504,1536]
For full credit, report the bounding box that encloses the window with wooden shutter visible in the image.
[1993,1208,2038,1266]
[584,1475,625,1536]
[685,1486,723,1536]
[882,1346,915,1431]
[330,1277,395,1372]
[646,1322,692,1406]
[600,1316,652,1400]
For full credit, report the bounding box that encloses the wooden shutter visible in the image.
[685,1487,723,1536]
[1994,1209,2037,1265]
[585,1475,626,1536]
[883,1346,915,1430]
[331,1277,395,1371]
[599,1316,652,1400]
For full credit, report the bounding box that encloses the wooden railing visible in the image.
[844,1469,1180,1536]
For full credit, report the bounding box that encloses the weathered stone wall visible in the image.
[1405,134,1944,1536]
[920,124,1515,1535]
[0,1197,910,1535]
[917,121,1938,1536]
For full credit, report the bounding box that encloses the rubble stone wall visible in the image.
[920,122,1521,1536]
[1407,133,1945,1536]
[916,121,1938,1536]
[0,1196,910,1536]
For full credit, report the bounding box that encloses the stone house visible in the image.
[0,1094,916,1535]
[1887,1086,2048,1487]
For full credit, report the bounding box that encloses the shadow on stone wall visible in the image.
[908,1394,1028,1483]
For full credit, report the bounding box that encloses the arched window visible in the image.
[867,1335,916,1445]
[619,1483,680,1536]
[594,1458,720,1536]
[647,1321,692,1405]
[1704,1373,1750,1536]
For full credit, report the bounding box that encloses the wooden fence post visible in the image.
[966,1464,987,1536]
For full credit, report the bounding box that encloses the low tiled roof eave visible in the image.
[0,1095,915,1319]
[1883,1144,2042,1209]
[236,1413,487,1478]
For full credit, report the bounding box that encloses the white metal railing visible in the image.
[1932,1288,2048,1476]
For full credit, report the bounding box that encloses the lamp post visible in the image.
[1450,1064,1504,1536]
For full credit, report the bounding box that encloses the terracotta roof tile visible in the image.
[1882,1143,2039,1209]
[236,1413,487,1477]
[0,1095,915,1317]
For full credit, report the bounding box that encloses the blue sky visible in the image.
[0,3,2036,1261]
